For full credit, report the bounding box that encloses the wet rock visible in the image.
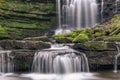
[73,42,116,51]
[11,50,35,72]
[24,36,51,42]
[73,42,120,71]
[0,40,51,50]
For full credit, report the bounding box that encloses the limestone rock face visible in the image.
[117,0,120,13]
[97,0,117,23]
[73,42,120,71]
[0,40,51,50]
[11,50,35,72]
[0,40,51,72]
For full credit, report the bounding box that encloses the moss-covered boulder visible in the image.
[52,34,73,43]
[72,33,89,43]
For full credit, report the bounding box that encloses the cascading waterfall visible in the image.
[101,0,104,22]
[114,42,120,73]
[56,0,98,34]
[32,45,89,73]
[0,50,14,73]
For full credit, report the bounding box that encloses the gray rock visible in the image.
[0,40,51,50]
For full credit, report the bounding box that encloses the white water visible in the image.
[114,42,120,73]
[56,0,98,34]
[56,0,61,29]
[32,45,89,73]
[1,71,120,80]
[21,73,101,80]
[101,0,104,22]
[0,50,14,73]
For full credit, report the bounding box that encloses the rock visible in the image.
[97,0,117,23]
[11,50,35,72]
[24,36,50,42]
[73,42,116,51]
[73,42,120,71]
[85,50,117,71]
[0,40,51,50]
[1,41,120,72]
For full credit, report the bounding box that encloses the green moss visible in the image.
[104,35,120,42]
[52,34,73,43]
[84,41,108,51]
[52,34,65,39]
[81,29,93,38]
[93,32,102,38]
[54,37,73,43]
[24,36,50,42]
[0,26,9,38]
[0,0,56,39]
[72,33,89,43]
[109,27,120,36]
[65,31,78,38]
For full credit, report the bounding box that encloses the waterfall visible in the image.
[0,50,14,73]
[114,42,120,73]
[32,45,89,73]
[101,0,104,22]
[56,0,98,34]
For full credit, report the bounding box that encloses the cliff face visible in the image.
[97,0,115,22]
[0,0,56,39]
[117,0,120,13]
[97,0,120,23]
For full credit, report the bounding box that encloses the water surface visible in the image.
[0,71,120,80]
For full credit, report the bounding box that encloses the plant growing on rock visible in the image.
[103,35,120,42]
[52,34,73,43]
[72,33,89,43]
[84,41,108,51]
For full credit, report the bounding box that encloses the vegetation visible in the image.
[0,0,120,42]
[83,42,108,51]
[72,33,89,43]
[0,0,56,39]
[24,36,50,42]
[53,14,120,43]
[52,34,73,43]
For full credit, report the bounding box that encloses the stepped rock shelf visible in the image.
[0,40,119,72]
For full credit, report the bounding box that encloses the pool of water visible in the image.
[0,71,120,80]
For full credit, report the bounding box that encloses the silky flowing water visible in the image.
[56,0,98,34]
[114,42,120,73]
[31,45,89,73]
[0,50,14,73]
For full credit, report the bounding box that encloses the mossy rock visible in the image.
[55,37,73,43]
[0,40,51,50]
[109,27,120,36]
[104,35,120,42]
[83,41,108,51]
[0,0,56,40]
[93,32,102,38]
[72,33,89,43]
[65,31,78,38]
[24,36,50,42]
